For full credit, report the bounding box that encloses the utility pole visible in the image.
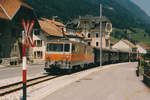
[127,29,131,62]
[100,4,102,67]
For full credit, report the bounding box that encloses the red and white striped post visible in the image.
[22,31,27,100]
[22,19,35,100]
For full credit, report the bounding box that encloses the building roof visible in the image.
[41,18,65,27]
[138,42,150,50]
[76,32,83,38]
[79,15,110,22]
[38,19,63,37]
[0,0,32,19]
[66,15,110,30]
[65,32,83,38]
[122,40,137,48]
[84,38,92,41]
[0,7,8,19]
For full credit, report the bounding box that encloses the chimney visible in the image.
[52,16,55,23]
[52,16,58,24]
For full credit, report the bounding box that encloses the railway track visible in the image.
[0,75,61,96]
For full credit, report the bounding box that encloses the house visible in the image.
[112,39,137,53]
[66,15,112,49]
[32,18,64,64]
[41,17,66,31]
[32,17,85,64]
[136,42,150,54]
[0,0,40,65]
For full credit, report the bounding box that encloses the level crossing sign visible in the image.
[22,19,35,47]
[21,19,35,100]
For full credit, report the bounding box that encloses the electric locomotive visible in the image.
[44,39,94,73]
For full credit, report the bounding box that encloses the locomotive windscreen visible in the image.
[47,43,63,52]
[46,43,70,52]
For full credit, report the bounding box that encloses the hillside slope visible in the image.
[23,0,150,45]
[23,0,150,28]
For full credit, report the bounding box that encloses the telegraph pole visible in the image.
[128,30,131,62]
[100,4,103,67]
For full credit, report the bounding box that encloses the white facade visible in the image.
[32,30,48,64]
[136,44,147,54]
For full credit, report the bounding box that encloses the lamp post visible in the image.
[100,4,103,67]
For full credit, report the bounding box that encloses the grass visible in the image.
[130,28,150,46]
[111,28,150,46]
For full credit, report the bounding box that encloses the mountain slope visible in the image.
[114,0,150,23]
[23,0,150,28]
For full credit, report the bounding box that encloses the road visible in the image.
[43,62,150,100]
[0,64,45,79]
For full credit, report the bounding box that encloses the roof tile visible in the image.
[0,7,8,19]
[122,40,137,48]
[38,19,63,37]
[138,42,150,50]
[0,0,32,19]
[41,18,65,27]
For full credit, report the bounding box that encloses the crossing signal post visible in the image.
[22,19,35,100]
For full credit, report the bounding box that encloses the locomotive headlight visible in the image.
[65,56,69,64]
[47,56,50,61]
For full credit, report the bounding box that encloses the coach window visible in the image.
[64,44,70,52]
[96,42,99,47]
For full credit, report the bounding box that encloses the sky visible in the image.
[131,0,150,16]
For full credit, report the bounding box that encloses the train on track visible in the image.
[44,39,137,73]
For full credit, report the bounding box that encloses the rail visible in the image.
[0,75,61,96]
[143,74,150,80]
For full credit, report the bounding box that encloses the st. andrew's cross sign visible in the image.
[21,19,35,100]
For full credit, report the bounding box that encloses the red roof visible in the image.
[138,42,150,50]
[0,7,8,19]
[41,18,65,27]
[0,0,32,19]
[38,19,63,37]
[122,40,137,48]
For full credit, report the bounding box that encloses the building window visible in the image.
[96,42,99,47]
[84,24,87,31]
[34,51,43,59]
[88,33,90,38]
[106,39,109,47]
[96,32,99,38]
[34,52,36,59]
[34,40,42,47]
[88,42,91,46]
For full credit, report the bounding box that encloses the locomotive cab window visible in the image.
[47,43,63,52]
[64,44,70,52]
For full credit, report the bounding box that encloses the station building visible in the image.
[66,15,112,49]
